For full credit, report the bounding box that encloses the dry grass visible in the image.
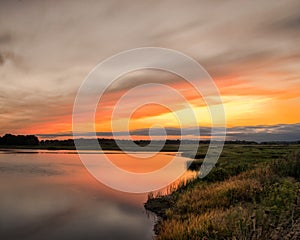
[147,146,300,240]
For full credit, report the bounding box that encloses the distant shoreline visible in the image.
[1,133,299,151]
[1,141,299,152]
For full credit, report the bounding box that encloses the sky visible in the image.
[0,0,300,141]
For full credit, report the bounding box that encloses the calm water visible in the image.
[0,150,195,240]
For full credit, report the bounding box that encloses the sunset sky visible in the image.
[0,0,300,141]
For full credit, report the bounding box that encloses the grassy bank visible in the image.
[145,144,300,240]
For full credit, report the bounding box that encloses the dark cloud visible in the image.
[0,50,23,67]
[285,15,300,31]
[201,49,278,78]
[37,132,74,139]
[0,32,12,44]
[0,53,3,65]
[226,123,300,142]
[40,123,300,142]
[269,13,300,34]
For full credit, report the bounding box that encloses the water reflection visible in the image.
[0,150,195,240]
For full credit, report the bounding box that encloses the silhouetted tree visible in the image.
[0,134,39,145]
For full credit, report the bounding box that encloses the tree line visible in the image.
[0,134,39,145]
[0,134,299,146]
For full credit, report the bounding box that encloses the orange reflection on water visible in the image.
[106,152,174,173]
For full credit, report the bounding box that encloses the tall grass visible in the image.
[147,146,300,240]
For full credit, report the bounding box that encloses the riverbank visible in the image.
[145,144,300,239]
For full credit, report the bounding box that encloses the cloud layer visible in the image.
[37,123,300,142]
[0,0,299,138]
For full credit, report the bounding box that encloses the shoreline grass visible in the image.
[145,145,300,240]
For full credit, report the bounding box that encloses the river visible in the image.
[0,149,195,240]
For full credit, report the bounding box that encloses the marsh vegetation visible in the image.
[145,144,300,240]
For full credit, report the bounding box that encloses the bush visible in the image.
[271,151,300,180]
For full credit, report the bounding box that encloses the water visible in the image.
[0,149,195,240]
